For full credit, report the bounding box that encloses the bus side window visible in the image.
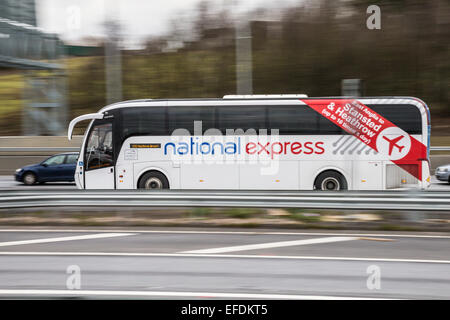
[121,107,167,140]
[168,106,215,135]
[268,106,319,135]
[318,114,345,135]
[369,105,422,135]
[217,106,266,135]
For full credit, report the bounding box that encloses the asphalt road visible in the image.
[0,227,449,299]
[0,175,75,190]
[1,175,449,190]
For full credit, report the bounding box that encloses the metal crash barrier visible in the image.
[0,190,449,211]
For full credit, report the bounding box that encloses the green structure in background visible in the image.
[0,0,67,136]
[64,45,103,57]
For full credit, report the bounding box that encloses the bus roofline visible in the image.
[67,113,104,140]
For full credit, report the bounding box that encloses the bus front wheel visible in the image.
[138,171,169,190]
[314,171,347,191]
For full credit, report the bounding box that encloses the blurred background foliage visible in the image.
[0,0,448,136]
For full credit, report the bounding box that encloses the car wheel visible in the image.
[23,172,37,185]
[138,171,169,190]
[314,171,347,191]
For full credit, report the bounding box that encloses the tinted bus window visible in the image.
[318,112,345,134]
[121,107,167,139]
[168,106,215,135]
[217,106,266,134]
[268,106,345,135]
[369,104,422,134]
[268,106,319,134]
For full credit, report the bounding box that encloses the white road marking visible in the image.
[181,236,358,254]
[0,233,134,247]
[1,251,448,264]
[0,251,450,264]
[0,228,448,239]
[0,289,388,300]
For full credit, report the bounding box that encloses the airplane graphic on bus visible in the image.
[382,135,405,156]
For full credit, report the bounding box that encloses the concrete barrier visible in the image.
[0,136,82,175]
[0,136,83,148]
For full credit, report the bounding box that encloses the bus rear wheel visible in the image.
[138,171,169,190]
[314,171,347,191]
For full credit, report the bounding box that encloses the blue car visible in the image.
[14,152,79,185]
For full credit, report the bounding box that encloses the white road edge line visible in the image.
[1,251,449,264]
[0,233,134,247]
[181,236,358,254]
[0,289,388,300]
[0,229,448,239]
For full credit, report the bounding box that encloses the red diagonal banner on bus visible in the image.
[302,99,427,180]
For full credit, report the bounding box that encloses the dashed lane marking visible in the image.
[180,236,358,254]
[0,233,135,247]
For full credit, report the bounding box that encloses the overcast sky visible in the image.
[36,0,301,48]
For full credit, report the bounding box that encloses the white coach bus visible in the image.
[68,95,431,190]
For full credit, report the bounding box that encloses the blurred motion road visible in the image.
[0,228,449,299]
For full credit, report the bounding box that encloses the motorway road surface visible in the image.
[0,227,448,299]
[0,175,75,190]
[0,175,449,190]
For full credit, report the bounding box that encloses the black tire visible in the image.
[314,170,347,191]
[138,171,169,190]
[23,172,37,185]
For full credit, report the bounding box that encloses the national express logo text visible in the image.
[164,137,325,159]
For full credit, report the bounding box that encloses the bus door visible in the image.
[84,120,115,189]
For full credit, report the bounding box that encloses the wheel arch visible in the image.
[22,170,39,183]
[313,167,350,190]
[136,167,171,189]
